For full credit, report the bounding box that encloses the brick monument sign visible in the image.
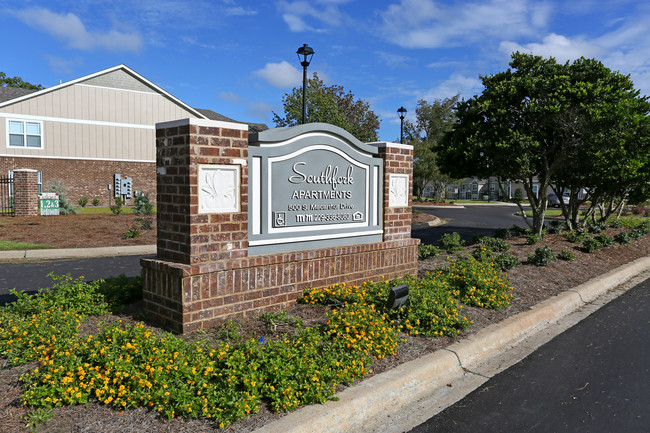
[141,119,419,333]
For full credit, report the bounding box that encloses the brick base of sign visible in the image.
[141,238,419,334]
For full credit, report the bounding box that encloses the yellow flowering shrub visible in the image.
[325,303,400,359]
[441,256,514,309]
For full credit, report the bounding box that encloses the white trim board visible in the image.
[0,112,154,130]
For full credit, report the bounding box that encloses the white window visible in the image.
[8,119,43,148]
[472,183,478,192]
[532,184,539,198]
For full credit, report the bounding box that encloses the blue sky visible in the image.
[2,0,649,142]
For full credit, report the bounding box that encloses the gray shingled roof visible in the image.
[0,86,39,103]
[195,108,268,133]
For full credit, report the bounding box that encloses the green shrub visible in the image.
[110,197,123,215]
[0,274,109,365]
[418,244,441,260]
[472,245,494,262]
[136,216,154,230]
[123,224,140,239]
[557,249,576,261]
[441,256,513,309]
[439,232,465,253]
[564,230,589,243]
[528,246,556,266]
[77,196,88,207]
[609,219,623,228]
[397,275,472,337]
[48,179,78,215]
[133,190,154,216]
[494,228,511,239]
[479,237,510,252]
[581,237,603,253]
[325,303,399,360]
[494,252,521,271]
[20,322,264,424]
[92,197,101,206]
[470,234,488,245]
[526,233,542,245]
[300,280,387,308]
[614,231,632,245]
[630,227,645,240]
[509,224,526,236]
[595,234,614,248]
[96,274,143,313]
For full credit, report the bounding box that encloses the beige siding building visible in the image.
[0,65,208,205]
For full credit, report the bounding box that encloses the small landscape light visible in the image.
[386,284,409,323]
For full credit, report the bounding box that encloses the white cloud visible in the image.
[378,0,551,49]
[277,0,349,32]
[282,14,312,32]
[248,102,274,120]
[423,73,483,100]
[254,61,302,88]
[496,8,650,97]
[224,6,258,16]
[181,36,216,50]
[45,56,82,76]
[376,51,410,68]
[220,91,244,104]
[11,7,143,52]
[499,33,604,63]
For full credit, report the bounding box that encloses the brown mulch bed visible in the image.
[1,214,650,432]
[0,214,156,248]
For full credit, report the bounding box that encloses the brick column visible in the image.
[155,118,249,265]
[13,169,39,217]
[376,142,414,241]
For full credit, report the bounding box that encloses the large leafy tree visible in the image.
[272,72,380,142]
[404,96,460,199]
[438,52,650,234]
[0,72,43,90]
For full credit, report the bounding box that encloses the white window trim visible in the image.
[7,119,44,150]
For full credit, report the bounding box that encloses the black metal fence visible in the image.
[0,176,14,216]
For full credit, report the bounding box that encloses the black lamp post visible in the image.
[397,106,407,144]
[296,43,315,125]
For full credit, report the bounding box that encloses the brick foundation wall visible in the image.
[142,238,419,333]
[0,157,155,206]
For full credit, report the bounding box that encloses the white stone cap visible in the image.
[12,169,38,172]
[366,141,414,150]
[156,118,248,131]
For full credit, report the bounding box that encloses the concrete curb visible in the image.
[0,245,156,260]
[254,254,650,433]
[411,216,443,229]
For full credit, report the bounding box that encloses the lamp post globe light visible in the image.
[296,43,315,125]
[397,106,407,144]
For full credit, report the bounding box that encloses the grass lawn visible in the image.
[524,209,563,217]
[0,240,54,250]
[77,206,157,215]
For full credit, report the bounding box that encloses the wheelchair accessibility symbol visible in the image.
[273,211,286,227]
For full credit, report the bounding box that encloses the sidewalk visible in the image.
[0,244,155,260]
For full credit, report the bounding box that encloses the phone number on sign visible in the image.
[295,213,350,223]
